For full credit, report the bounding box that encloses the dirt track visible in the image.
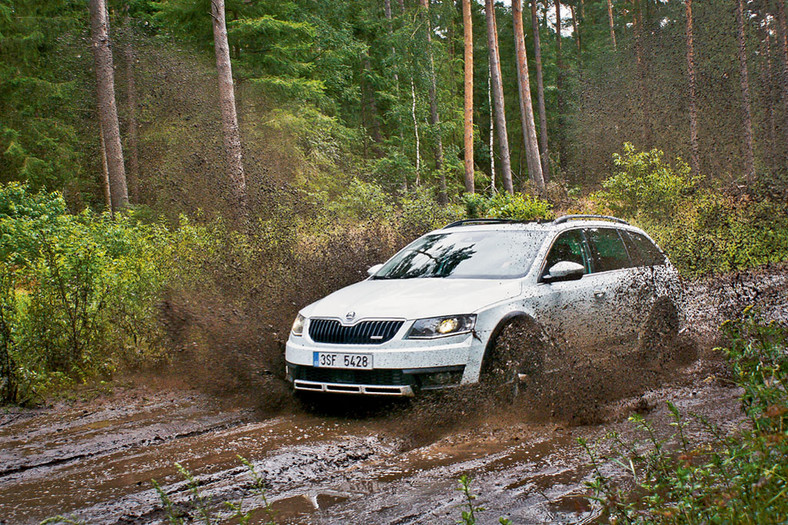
[0,264,785,524]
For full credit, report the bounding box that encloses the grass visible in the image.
[582,307,788,523]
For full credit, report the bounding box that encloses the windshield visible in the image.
[373,230,548,279]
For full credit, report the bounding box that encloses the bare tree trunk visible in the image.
[211,0,247,220]
[685,0,700,178]
[99,122,112,213]
[606,0,617,50]
[485,0,514,193]
[512,0,544,190]
[632,0,652,147]
[735,0,756,185]
[89,0,129,211]
[412,81,421,186]
[488,64,496,194]
[555,0,566,169]
[463,0,475,193]
[418,0,447,204]
[531,0,550,182]
[761,16,778,168]
[123,11,140,204]
[777,0,788,150]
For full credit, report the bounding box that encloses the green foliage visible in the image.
[0,184,170,403]
[455,475,512,525]
[591,144,788,276]
[461,192,554,222]
[399,186,463,236]
[593,143,701,220]
[582,310,788,523]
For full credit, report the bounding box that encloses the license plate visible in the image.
[313,352,373,370]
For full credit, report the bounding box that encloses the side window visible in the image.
[543,229,590,275]
[624,231,667,266]
[586,228,632,272]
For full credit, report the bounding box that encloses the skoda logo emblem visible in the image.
[345,311,356,322]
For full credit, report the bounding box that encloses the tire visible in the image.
[639,297,680,365]
[482,316,548,399]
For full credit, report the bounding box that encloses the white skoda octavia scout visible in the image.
[285,215,681,396]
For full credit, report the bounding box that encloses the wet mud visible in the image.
[0,265,784,524]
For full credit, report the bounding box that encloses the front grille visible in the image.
[292,365,411,386]
[308,319,404,345]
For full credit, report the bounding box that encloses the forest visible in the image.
[2,0,788,402]
[1,0,788,522]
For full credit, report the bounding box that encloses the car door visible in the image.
[583,227,640,354]
[532,228,603,357]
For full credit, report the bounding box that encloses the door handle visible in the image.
[594,290,606,299]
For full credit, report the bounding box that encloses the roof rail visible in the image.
[552,214,629,225]
[443,218,518,229]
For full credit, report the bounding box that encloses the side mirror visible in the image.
[543,261,585,283]
[367,263,384,277]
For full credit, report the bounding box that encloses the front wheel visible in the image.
[482,317,548,399]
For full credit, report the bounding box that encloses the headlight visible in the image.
[407,314,476,339]
[291,314,305,336]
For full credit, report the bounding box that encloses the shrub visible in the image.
[0,184,171,403]
[593,142,701,220]
[582,309,788,523]
[461,191,554,222]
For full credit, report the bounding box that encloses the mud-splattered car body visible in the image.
[285,215,681,396]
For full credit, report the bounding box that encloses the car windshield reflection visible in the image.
[373,230,547,279]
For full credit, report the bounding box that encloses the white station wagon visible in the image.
[285,215,681,396]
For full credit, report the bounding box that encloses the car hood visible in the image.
[302,278,522,320]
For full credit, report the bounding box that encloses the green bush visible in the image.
[582,309,788,523]
[593,142,701,220]
[591,144,788,276]
[461,191,554,222]
[0,184,171,403]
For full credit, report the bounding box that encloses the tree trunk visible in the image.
[488,64,496,194]
[463,0,474,193]
[735,0,756,186]
[419,0,447,204]
[89,0,129,211]
[123,11,140,204]
[606,0,617,50]
[777,0,788,150]
[512,0,544,190]
[632,0,652,147]
[531,0,550,182]
[555,0,566,169]
[412,80,421,186]
[761,14,778,168]
[485,0,514,193]
[685,0,700,178]
[211,0,248,220]
[99,122,112,213]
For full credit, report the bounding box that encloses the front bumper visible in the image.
[286,362,465,396]
[285,331,478,396]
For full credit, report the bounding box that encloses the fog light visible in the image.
[419,370,464,390]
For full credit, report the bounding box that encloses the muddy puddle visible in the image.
[0,265,783,524]
[0,366,744,525]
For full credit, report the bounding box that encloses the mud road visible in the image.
[1,265,785,524]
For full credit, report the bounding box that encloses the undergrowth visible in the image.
[582,308,787,523]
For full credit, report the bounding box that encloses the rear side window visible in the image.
[543,229,591,275]
[623,231,667,267]
[586,228,631,272]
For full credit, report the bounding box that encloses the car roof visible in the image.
[435,215,642,235]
